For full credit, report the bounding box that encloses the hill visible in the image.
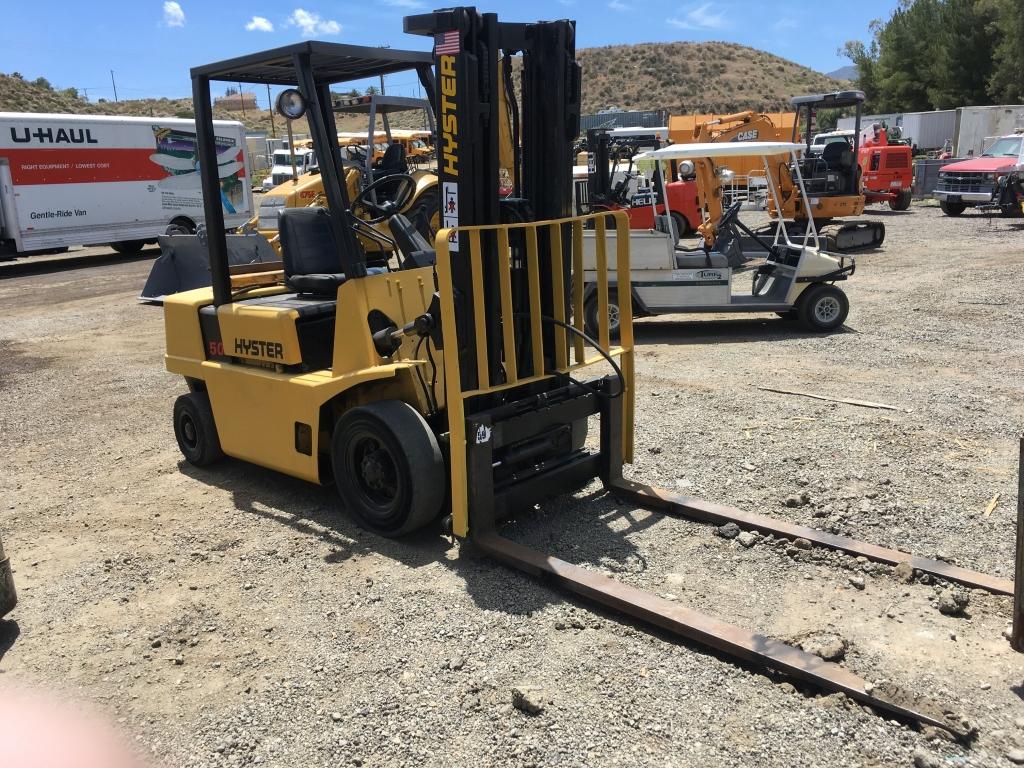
[1,42,845,131]
[576,41,846,114]
[827,65,858,81]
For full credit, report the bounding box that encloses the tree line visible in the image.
[842,0,1024,113]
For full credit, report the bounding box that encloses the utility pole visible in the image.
[110,70,119,102]
[267,83,276,138]
[238,82,246,121]
[379,73,386,96]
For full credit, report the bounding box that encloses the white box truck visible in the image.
[0,112,253,258]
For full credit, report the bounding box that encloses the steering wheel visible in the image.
[717,199,743,231]
[352,174,417,223]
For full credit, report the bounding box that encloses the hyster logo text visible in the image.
[440,54,458,178]
[234,338,284,360]
[11,127,99,144]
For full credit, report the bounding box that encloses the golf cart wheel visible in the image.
[797,284,849,333]
[889,189,912,211]
[583,289,621,341]
[331,400,444,537]
[173,392,224,466]
[940,200,966,217]
[111,239,148,255]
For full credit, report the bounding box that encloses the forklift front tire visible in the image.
[797,284,848,333]
[331,400,444,537]
[173,392,224,466]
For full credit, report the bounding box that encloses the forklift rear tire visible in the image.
[797,284,849,332]
[332,400,444,537]
[583,289,621,342]
[940,200,966,217]
[173,392,224,466]
[889,190,912,211]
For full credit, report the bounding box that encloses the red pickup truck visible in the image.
[932,133,1024,216]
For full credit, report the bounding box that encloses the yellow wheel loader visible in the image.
[160,8,1018,736]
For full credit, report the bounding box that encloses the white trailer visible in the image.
[954,105,1024,158]
[0,112,253,258]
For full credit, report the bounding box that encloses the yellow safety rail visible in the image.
[434,210,635,537]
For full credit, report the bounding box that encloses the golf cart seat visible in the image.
[674,250,730,269]
[279,207,352,296]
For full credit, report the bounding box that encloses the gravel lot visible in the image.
[1,203,1023,767]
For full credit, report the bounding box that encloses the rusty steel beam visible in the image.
[610,480,1014,597]
[474,530,970,736]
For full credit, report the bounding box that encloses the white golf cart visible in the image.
[582,141,856,335]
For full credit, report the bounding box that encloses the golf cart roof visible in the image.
[640,141,803,161]
[791,90,866,109]
[191,41,433,86]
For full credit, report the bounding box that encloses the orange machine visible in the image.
[682,94,886,253]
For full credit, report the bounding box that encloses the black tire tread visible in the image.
[332,400,443,537]
[797,284,849,333]
[173,392,224,466]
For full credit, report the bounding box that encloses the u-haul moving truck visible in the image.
[0,112,253,257]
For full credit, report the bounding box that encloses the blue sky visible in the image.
[1,1,900,106]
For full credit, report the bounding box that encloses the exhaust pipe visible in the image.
[0,533,15,619]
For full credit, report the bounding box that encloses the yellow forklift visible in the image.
[162,8,1015,734]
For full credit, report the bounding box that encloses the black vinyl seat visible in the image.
[675,250,729,269]
[373,143,407,179]
[278,207,351,296]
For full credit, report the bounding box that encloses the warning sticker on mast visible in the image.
[443,181,459,251]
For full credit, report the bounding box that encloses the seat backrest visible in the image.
[278,207,342,278]
[377,142,406,173]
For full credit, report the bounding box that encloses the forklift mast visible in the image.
[404,8,581,400]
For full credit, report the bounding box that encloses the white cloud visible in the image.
[162,1,185,27]
[666,3,728,30]
[288,8,341,36]
[608,0,631,10]
[245,16,274,32]
[382,0,424,8]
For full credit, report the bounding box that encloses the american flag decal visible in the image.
[435,30,460,55]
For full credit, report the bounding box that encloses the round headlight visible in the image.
[717,168,735,183]
[275,88,307,120]
[677,159,695,177]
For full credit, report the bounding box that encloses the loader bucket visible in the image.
[0,533,15,619]
[140,233,277,303]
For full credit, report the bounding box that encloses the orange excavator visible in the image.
[684,92,886,253]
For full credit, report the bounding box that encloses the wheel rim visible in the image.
[347,431,400,513]
[179,414,199,451]
[607,302,620,332]
[813,295,841,324]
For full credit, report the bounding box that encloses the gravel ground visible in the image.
[1,202,1024,767]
